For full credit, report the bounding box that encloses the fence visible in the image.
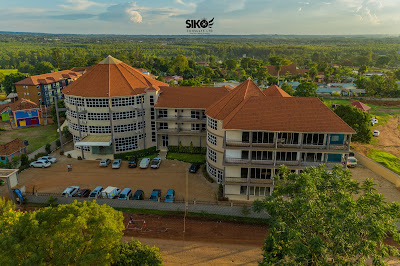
[28,136,72,160]
[24,192,267,219]
[353,151,400,188]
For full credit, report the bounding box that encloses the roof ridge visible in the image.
[223,96,252,127]
[115,63,140,95]
[119,62,149,88]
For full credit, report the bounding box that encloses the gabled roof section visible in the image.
[0,98,39,113]
[14,70,81,86]
[63,56,168,97]
[155,86,232,109]
[263,85,291,97]
[206,78,265,120]
[0,138,25,156]
[222,97,355,133]
[350,101,371,112]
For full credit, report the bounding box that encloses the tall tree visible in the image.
[280,82,295,96]
[334,105,372,143]
[294,81,318,97]
[2,72,26,95]
[113,239,163,266]
[269,56,291,81]
[34,61,55,75]
[253,165,400,265]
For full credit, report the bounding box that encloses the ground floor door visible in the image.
[162,135,169,147]
[31,117,39,125]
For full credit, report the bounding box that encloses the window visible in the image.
[138,121,146,129]
[207,117,217,130]
[277,132,299,145]
[89,126,111,134]
[207,132,217,146]
[250,168,272,179]
[159,123,168,130]
[114,124,137,133]
[136,95,144,104]
[111,97,135,107]
[149,95,154,106]
[152,132,156,142]
[87,113,109,120]
[112,111,135,120]
[86,98,108,107]
[240,186,247,195]
[69,122,87,132]
[151,121,156,130]
[158,109,168,118]
[251,151,273,161]
[191,124,200,131]
[115,136,138,152]
[276,152,298,161]
[191,110,200,119]
[207,148,217,163]
[302,152,323,162]
[207,162,216,178]
[303,133,325,145]
[137,110,145,117]
[252,132,274,144]
[249,186,270,196]
[331,135,339,142]
[151,108,155,120]
[217,170,223,184]
[242,132,250,143]
[38,92,41,96]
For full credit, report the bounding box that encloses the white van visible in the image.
[101,186,121,199]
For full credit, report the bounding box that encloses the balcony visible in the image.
[224,157,273,166]
[156,116,206,122]
[225,177,274,185]
[157,128,206,136]
[275,160,300,166]
[225,140,250,147]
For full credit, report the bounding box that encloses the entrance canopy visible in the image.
[75,135,112,147]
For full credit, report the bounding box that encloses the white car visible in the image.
[371,118,378,124]
[30,160,51,168]
[38,156,57,163]
[373,130,380,137]
[62,186,80,197]
[99,159,111,167]
[347,157,358,168]
[139,158,151,169]
[112,159,122,169]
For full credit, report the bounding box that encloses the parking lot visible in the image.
[17,152,218,202]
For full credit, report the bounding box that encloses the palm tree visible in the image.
[269,56,291,82]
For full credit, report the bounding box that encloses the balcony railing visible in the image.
[157,128,206,135]
[156,116,206,122]
[225,177,274,185]
[224,157,274,165]
[275,160,300,166]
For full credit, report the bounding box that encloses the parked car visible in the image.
[128,157,138,168]
[76,189,91,197]
[164,189,175,203]
[30,160,51,168]
[99,159,111,167]
[132,190,144,200]
[139,158,151,169]
[88,186,103,199]
[62,186,79,197]
[112,159,122,169]
[189,163,200,173]
[373,130,380,137]
[118,188,132,200]
[347,157,358,168]
[149,189,161,201]
[38,156,57,163]
[101,186,121,199]
[150,157,162,169]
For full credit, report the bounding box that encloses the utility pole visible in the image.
[54,93,65,153]
[184,169,188,233]
[75,104,86,159]
[108,98,115,155]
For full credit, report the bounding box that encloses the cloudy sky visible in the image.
[0,0,399,35]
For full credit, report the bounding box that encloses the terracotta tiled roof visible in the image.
[350,101,371,112]
[222,96,355,133]
[155,86,232,109]
[263,85,291,97]
[206,78,265,120]
[14,70,81,86]
[0,138,25,156]
[70,66,92,73]
[63,55,168,97]
[0,98,39,113]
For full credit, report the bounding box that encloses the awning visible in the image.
[75,135,112,146]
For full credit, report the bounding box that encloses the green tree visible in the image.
[0,201,125,265]
[294,81,318,97]
[334,105,372,143]
[2,72,26,95]
[68,57,88,69]
[280,82,295,96]
[308,67,318,81]
[358,65,368,75]
[253,165,400,265]
[255,66,269,85]
[355,75,399,97]
[268,56,291,81]
[224,59,237,71]
[52,48,64,69]
[209,55,216,67]
[50,100,66,123]
[33,61,55,75]
[113,239,162,266]
[171,54,189,74]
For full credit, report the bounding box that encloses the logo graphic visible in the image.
[186,18,214,34]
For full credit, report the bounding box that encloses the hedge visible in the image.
[114,146,159,161]
[167,145,206,154]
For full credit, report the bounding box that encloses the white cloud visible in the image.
[7,7,47,14]
[126,8,143,23]
[298,7,302,11]
[59,0,105,11]
[175,0,196,8]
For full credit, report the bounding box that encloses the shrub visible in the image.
[168,145,206,154]
[114,146,158,161]
[56,139,61,147]
[77,156,82,160]
[202,164,214,183]
[45,143,51,154]
[0,127,5,131]
[241,205,250,216]
[67,154,72,158]
[59,151,64,155]
[34,152,48,160]
[20,153,29,167]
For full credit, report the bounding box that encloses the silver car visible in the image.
[112,159,122,169]
[99,159,111,167]
[30,160,51,168]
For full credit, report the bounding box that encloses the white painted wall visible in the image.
[225,184,241,195]
[226,130,242,141]
[225,166,241,178]
[225,149,241,158]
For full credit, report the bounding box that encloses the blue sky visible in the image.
[0,0,399,35]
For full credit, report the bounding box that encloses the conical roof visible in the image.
[63,55,167,97]
[206,78,265,120]
[263,85,291,97]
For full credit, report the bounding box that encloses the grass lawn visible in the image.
[166,152,206,164]
[368,149,400,175]
[0,69,18,75]
[0,124,58,153]
[322,98,352,106]
[0,92,6,101]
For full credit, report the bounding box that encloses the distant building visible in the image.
[0,138,27,164]
[351,101,371,112]
[214,80,240,89]
[0,98,41,127]
[14,70,82,106]
[70,66,92,75]
[365,72,384,77]
[162,76,183,84]
[6,92,18,103]
[266,63,309,76]
[137,68,158,79]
